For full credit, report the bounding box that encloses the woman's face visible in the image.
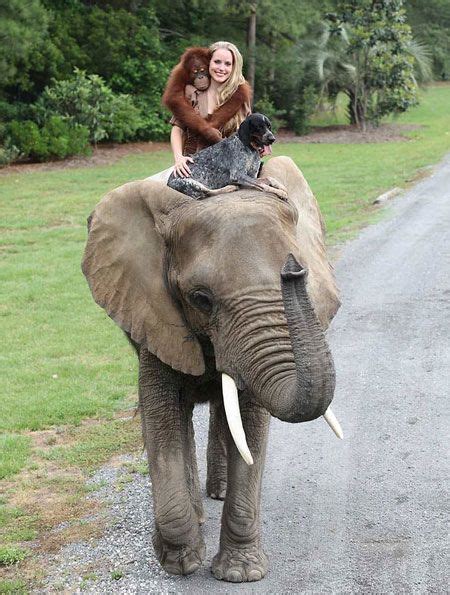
[209,48,233,84]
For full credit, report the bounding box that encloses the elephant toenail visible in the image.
[248,569,262,581]
[227,570,243,582]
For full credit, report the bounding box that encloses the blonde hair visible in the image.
[209,41,247,135]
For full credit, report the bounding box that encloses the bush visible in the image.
[35,68,141,144]
[7,117,90,162]
[0,145,21,167]
[7,121,44,158]
[40,116,91,159]
[133,97,171,141]
[289,85,319,135]
[253,95,286,134]
[106,94,142,143]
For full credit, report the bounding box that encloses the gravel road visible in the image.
[41,155,450,593]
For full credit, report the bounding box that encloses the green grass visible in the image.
[37,419,141,470]
[0,435,31,479]
[0,545,28,566]
[0,579,28,594]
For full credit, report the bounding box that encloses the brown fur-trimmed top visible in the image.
[162,47,252,146]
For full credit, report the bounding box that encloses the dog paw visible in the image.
[259,183,288,201]
[152,530,205,575]
[212,544,268,582]
[266,176,287,191]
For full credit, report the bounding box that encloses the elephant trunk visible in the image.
[269,253,336,422]
[216,254,340,464]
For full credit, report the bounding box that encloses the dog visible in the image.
[167,113,288,200]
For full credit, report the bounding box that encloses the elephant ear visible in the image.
[82,179,205,376]
[261,156,340,329]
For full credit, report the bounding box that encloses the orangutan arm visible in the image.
[208,83,252,130]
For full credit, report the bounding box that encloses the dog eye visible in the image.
[189,289,213,314]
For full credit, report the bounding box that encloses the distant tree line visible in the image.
[0,0,447,164]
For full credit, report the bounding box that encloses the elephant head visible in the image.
[82,157,341,462]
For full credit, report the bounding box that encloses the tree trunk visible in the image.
[346,89,365,129]
[247,3,257,102]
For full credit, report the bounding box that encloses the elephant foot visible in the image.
[212,544,268,582]
[207,479,227,500]
[152,530,206,575]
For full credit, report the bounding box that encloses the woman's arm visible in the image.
[171,125,194,178]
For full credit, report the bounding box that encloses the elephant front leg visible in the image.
[212,398,270,582]
[139,350,205,575]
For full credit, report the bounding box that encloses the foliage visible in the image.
[0,0,48,88]
[0,144,21,167]
[253,95,286,133]
[406,0,450,80]
[290,85,320,135]
[314,0,419,129]
[7,117,90,162]
[35,69,141,144]
[0,0,444,163]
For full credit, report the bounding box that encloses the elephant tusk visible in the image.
[323,407,343,439]
[221,373,254,465]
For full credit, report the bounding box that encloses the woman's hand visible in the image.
[173,154,194,178]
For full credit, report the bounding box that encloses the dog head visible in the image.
[238,113,275,157]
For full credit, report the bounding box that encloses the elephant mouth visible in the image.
[220,372,343,467]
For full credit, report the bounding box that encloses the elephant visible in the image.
[81,156,341,582]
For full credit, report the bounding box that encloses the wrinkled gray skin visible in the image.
[82,157,340,582]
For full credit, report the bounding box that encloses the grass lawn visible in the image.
[0,83,449,590]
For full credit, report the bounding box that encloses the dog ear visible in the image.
[238,117,251,146]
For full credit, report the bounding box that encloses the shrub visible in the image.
[7,117,90,162]
[0,144,21,167]
[133,97,171,141]
[253,95,286,134]
[289,85,319,135]
[105,94,142,143]
[36,68,141,144]
[7,121,45,158]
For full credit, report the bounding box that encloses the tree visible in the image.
[406,0,450,80]
[0,0,48,90]
[315,0,419,130]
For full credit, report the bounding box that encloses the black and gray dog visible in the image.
[167,113,288,200]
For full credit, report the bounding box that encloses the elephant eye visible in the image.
[189,289,213,314]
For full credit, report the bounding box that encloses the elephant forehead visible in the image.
[176,195,296,247]
[173,196,300,287]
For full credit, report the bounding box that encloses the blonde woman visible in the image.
[163,41,252,178]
